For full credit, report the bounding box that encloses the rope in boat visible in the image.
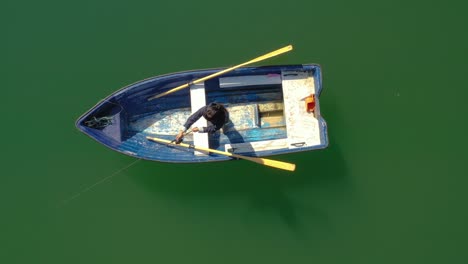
[84,99,127,128]
[84,116,114,128]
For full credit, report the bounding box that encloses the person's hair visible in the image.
[205,103,222,119]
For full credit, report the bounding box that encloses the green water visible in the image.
[3,0,468,263]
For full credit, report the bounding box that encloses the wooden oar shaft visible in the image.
[147,45,293,101]
[146,136,295,172]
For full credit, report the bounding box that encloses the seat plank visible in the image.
[190,83,209,155]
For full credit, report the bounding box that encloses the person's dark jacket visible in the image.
[183,103,228,133]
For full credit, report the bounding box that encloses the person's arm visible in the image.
[175,106,207,143]
[182,106,207,131]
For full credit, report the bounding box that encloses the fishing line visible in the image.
[59,98,137,207]
[58,158,141,208]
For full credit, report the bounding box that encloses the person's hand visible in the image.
[192,127,200,132]
[175,130,184,144]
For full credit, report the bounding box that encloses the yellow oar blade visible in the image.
[231,153,296,172]
[147,45,293,101]
[146,136,296,172]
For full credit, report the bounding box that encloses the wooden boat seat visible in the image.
[281,70,322,148]
[190,82,209,155]
[219,74,282,88]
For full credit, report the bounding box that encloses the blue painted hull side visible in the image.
[75,64,328,163]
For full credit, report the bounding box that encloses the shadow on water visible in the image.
[241,140,349,238]
[129,129,349,238]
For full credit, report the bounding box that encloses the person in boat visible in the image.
[175,102,229,143]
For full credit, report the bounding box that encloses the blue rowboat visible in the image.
[75,64,328,164]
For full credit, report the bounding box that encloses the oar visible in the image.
[147,45,293,101]
[146,136,296,172]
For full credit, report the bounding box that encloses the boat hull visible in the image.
[76,64,328,163]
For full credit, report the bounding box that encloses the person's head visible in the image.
[205,103,222,120]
